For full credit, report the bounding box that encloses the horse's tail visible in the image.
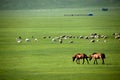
[102,53,106,59]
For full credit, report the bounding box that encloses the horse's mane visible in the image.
[92,52,97,55]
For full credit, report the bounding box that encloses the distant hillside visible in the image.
[0,0,120,10]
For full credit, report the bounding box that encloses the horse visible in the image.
[89,52,106,64]
[72,53,89,64]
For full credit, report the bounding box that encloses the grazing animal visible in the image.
[34,38,38,42]
[25,38,30,42]
[16,37,22,43]
[59,38,63,44]
[52,38,56,42]
[72,53,89,64]
[89,52,106,64]
[90,39,95,43]
[16,39,22,43]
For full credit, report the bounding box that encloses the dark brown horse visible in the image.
[72,53,89,64]
[89,52,106,64]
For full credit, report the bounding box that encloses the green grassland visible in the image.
[0,7,120,80]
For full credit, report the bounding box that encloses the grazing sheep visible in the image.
[16,38,22,43]
[103,36,108,39]
[84,36,89,39]
[89,35,95,39]
[96,39,100,42]
[115,35,120,39]
[63,36,68,40]
[113,33,120,40]
[17,40,22,43]
[69,35,72,38]
[25,38,30,42]
[59,38,63,44]
[95,35,101,39]
[60,35,66,38]
[90,39,95,43]
[34,38,38,42]
[113,33,120,36]
[79,36,84,39]
[52,38,56,42]
[90,33,97,36]
[101,35,107,39]
[16,36,22,43]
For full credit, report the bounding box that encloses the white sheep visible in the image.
[25,38,30,42]
[16,38,22,43]
[34,38,38,42]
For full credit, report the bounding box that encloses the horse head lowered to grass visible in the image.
[72,53,89,64]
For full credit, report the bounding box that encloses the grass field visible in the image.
[0,7,120,80]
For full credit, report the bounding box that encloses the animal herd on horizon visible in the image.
[72,52,106,64]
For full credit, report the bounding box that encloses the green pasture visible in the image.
[0,8,120,80]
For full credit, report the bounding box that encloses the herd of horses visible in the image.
[72,52,106,64]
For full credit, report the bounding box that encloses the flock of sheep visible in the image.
[16,36,38,43]
[16,33,120,44]
[51,33,108,44]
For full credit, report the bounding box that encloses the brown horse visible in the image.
[72,53,89,64]
[89,52,106,64]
